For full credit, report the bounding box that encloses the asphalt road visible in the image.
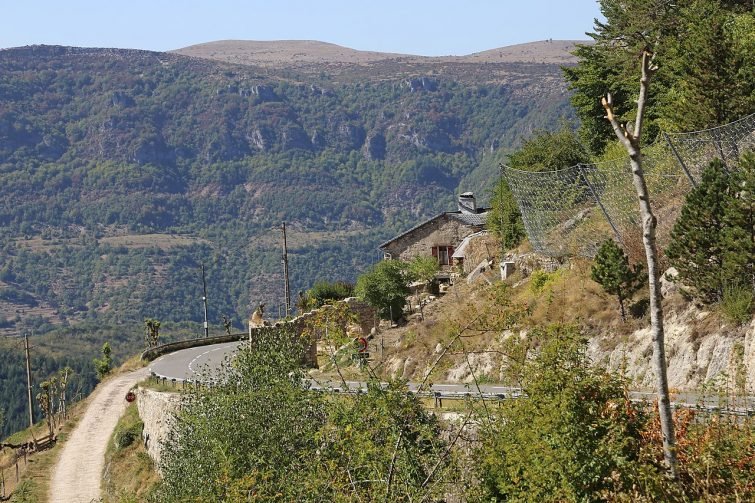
[149,341,755,413]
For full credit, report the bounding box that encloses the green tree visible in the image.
[156,327,326,502]
[144,318,160,348]
[507,124,590,172]
[721,151,755,291]
[355,260,410,321]
[406,256,439,285]
[661,0,755,130]
[476,325,651,501]
[591,239,645,321]
[93,342,113,381]
[666,158,753,303]
[564,0,754,154]
[487,178,526,251]
[406,256,440,320]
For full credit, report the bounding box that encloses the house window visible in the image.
[431,246,455,266]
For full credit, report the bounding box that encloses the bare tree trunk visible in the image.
[601,50,678,479]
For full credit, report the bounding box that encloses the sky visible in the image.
[0,1,602,56]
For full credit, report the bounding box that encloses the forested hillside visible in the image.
[0,43,573,435]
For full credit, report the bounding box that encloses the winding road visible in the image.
[150,341,755,412]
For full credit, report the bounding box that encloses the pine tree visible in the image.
[488,178,526,251]
[666,159,739,302]
[93,342,113,381]
[722,152,755,291]
[591,239,644,321]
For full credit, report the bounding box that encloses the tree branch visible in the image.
[384,431,403,501]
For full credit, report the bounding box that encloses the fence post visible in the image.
[578,164,624,246]
[711,128,729,169]
[663,132,697,187]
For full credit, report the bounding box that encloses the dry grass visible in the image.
[102,402,160,503]
[173,39,582,67]
[364,255,660,385]
[98,233,207,250]
[0,397,89,502]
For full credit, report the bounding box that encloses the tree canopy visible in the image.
[564,0,755,155]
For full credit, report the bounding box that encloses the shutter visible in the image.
[448,246,455,258]
[431,246,438,260]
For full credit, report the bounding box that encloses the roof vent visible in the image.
[458,192,477,214]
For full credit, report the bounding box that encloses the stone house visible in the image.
[379,192,489,276]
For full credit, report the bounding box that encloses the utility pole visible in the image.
[201,263,209,338]
[24,332,34,430]
[282,222,291,317]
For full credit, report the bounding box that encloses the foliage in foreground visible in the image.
[154,327,455,502]
[476,324,755,502]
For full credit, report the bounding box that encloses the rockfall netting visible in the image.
[502,112,755,258]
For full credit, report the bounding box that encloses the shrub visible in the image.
[113,419,143,450]
[475,325,653,501]
[299,280,354,311]
[720,282,754,325]
[530,269,556,294]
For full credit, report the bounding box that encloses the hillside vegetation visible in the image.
[0,41,574,436]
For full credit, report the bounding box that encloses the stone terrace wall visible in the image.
[136,388,181,470]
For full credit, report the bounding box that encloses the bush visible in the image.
[476,325,652,501]
[530,269,556,294]
[113,419,143,450]
[299,280,354,311]
[720,282,754,325]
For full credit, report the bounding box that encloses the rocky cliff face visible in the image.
[588,306,754,393]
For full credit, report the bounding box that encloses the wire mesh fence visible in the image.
[503,112,755,258]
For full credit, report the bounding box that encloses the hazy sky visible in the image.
[1,1,603,55]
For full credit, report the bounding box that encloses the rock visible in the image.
[661,267,679,298]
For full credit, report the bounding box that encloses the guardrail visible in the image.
[143,371,755,417]
[141,332,246,362]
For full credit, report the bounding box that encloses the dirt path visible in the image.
[49,367,149,503]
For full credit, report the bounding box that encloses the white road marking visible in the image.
[188,345,230,374]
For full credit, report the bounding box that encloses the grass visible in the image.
[0,398,89,502]
[0,354,147,502]
[101,402,160,503]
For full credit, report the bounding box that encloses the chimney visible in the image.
[458,192,477,214]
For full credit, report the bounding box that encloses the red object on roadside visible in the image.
[125,391,136,403]
[356,337,368,353]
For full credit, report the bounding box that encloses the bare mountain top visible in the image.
[173,39,584,68]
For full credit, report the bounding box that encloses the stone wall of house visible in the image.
[383,215,478,265]
[461,232,499,274]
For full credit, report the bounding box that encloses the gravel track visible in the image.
[49,367,149,503]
